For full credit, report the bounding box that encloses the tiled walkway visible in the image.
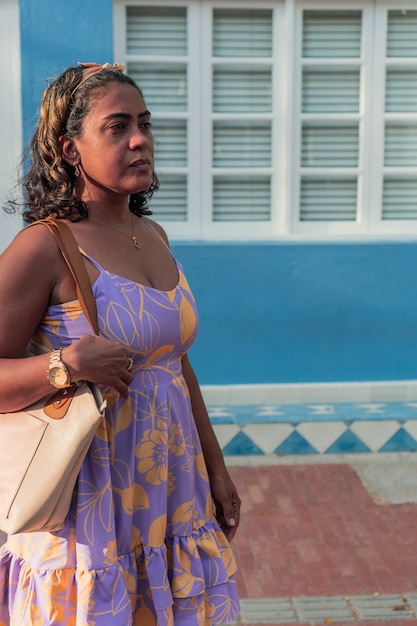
[209,401,417,455]
[223,456,417,624]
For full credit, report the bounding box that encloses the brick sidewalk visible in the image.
[227,462,417,623]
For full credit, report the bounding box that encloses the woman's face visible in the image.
[71,82,154,201]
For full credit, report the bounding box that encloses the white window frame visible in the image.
[114,0,417,240]
[199,1,286,241]
[291,0,375,236]
[0,0,22,251]
[370,0,417,235]
[114,0,202,239]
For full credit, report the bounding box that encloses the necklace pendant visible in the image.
[132,236,141,250]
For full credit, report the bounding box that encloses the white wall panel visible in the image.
[0,0,22,251]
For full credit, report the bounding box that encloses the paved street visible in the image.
[2,452,417,624]
[225,453,417,625]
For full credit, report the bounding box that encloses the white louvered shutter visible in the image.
[211,9,273,222]
[382,10,417,220]
[126,7,188,221]
[299,11,362,222]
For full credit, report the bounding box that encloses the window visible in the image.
[125,6,189,223]
[382,9,417,223]
[211,9,274,225]
[114,1,417,239]
[298,10,363,226]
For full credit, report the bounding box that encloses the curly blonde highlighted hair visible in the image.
[6,65,158,223]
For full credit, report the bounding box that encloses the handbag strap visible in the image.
[27,219,99,336]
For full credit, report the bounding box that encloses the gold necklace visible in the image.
[88,212,140,249]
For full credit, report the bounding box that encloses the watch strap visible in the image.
[49,349,63,367]
[48,348,70,387]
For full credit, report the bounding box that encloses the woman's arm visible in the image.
[0,226,132,411]
[151,221,241,539]
[181,353,241,541]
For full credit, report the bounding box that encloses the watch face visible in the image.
[50,366,69,386]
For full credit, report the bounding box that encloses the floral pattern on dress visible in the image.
[0,253,239,626]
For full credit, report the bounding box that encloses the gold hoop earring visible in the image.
[74,165,80,177]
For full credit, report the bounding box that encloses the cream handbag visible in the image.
[0,219,106,534]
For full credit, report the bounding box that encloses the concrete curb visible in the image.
[226,594,417,624]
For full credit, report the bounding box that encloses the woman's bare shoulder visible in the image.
[143,217,170,246]
[4,221,58,256]
[0,222,65,291]
[0,223,67,355]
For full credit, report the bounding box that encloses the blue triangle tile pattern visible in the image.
[325,430,371,454]
[379,428,417,452]
[274,431,318,456]
[207,401,417,456]
[222,431,265,456]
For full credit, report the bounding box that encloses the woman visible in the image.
[0,62,240,625]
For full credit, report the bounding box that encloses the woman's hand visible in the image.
[181,354,241,541]
[209,469,241,542]
[63,334,134,398]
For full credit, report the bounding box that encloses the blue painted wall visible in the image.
[19,0,113,145]
[19,1,417,386]
[172,241,417,385]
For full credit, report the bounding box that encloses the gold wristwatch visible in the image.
[47,349,71,389]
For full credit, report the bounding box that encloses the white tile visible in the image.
[296,422,347,454]
[306,404,336,415]
[300,384,352,403]
[299,385,340,403]
[212,424,240,449]
[405,382,417,400]
[202,382,417,407]
[254,405,284,417]
[201,386,230,405]
[243,423,294,455]
[334,383,373,402]
[208,407,235,418]
[370,383,408,402]
[305,382,371,403]
[403,421,417,441]
[228,386,265,406]
[350,420,400,452]
[263,384,303,404]
[357,403,386,414]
